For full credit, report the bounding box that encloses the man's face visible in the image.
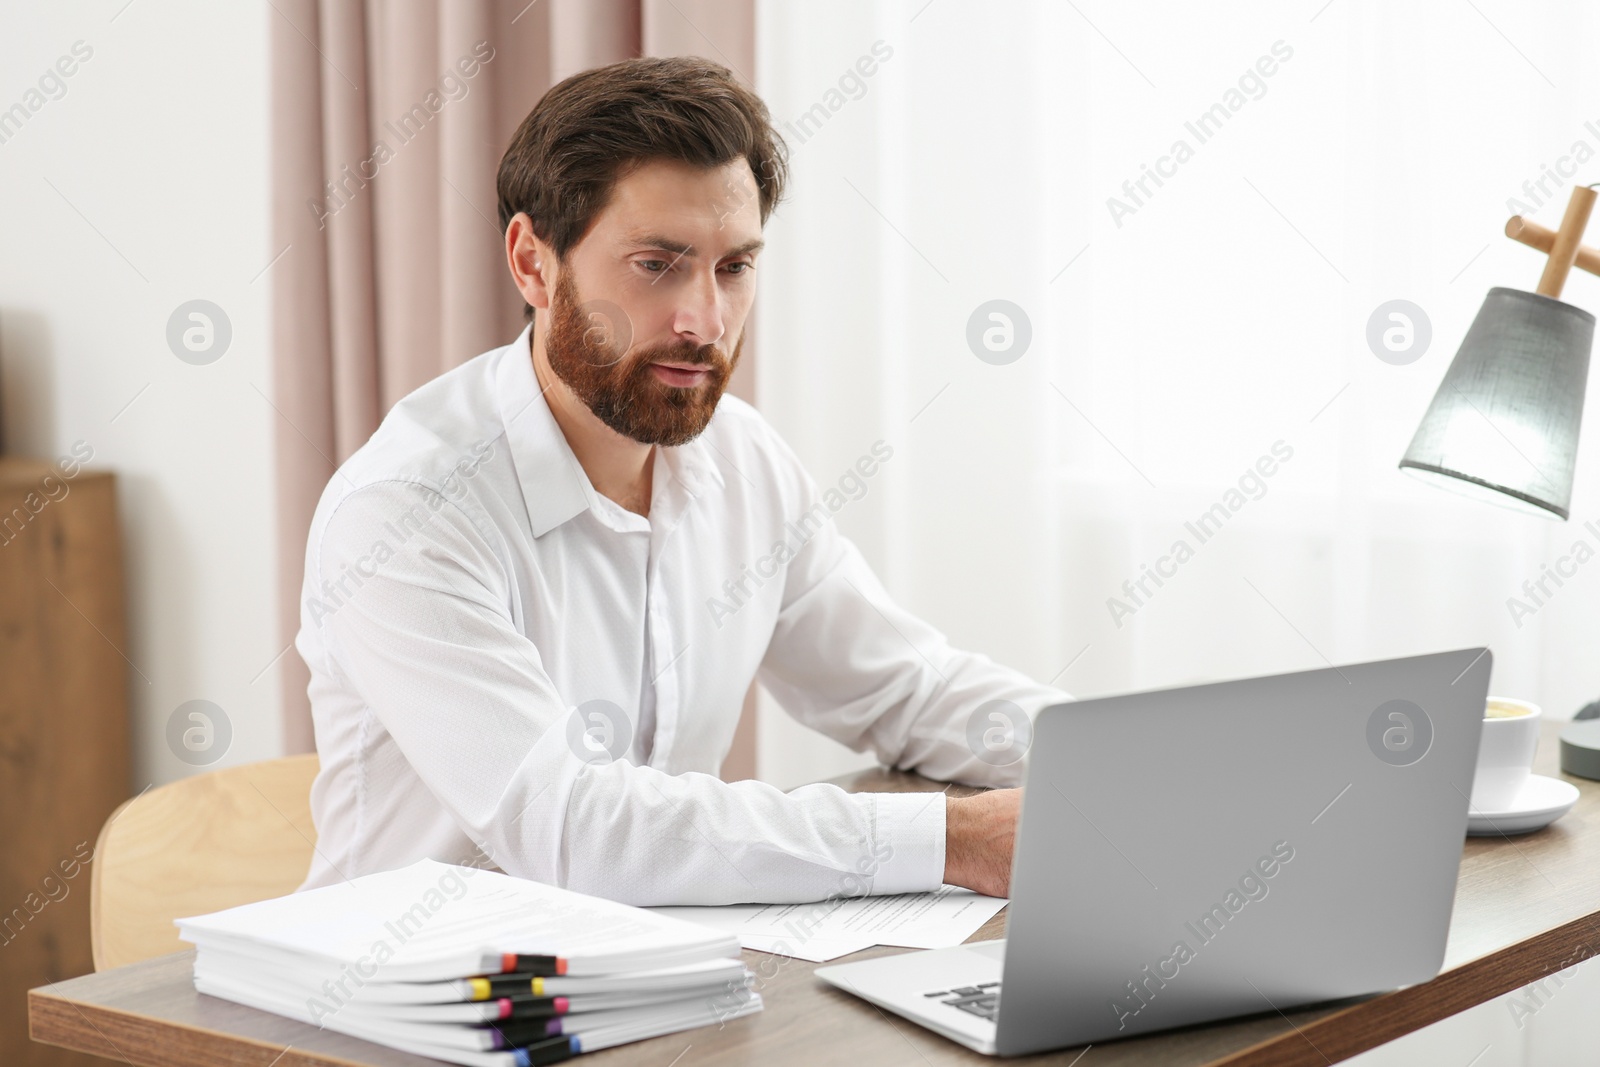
[541,158,764,447]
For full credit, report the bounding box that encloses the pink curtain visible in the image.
[270,0,760,775]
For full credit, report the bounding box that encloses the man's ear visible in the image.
[505,212,554,311]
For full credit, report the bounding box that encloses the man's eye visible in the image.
[723,262,751,275]
[640,259,670,273]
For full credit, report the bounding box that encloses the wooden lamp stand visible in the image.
[1505,184,1600,299]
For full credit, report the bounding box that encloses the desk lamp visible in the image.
[1398,183,1600,779]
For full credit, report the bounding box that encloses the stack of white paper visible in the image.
[177,859,760,1066]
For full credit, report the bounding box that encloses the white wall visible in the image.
[0,0,280,788]
[754,0,1600,788]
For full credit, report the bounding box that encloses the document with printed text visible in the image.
[649,886,1007,963]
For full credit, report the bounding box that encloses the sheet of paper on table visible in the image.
[648,885,1008,963]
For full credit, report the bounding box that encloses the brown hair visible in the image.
[497,56,788,313]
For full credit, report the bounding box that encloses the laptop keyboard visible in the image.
[922,981,1001,1021]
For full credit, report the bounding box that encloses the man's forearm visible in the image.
[540,766,949,905]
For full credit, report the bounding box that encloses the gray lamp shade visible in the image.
[1399,287,1595,519]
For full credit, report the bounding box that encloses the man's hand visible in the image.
[943,788,1021,897]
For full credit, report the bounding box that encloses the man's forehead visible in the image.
[596,158,762,251]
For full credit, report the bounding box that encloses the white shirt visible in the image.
[295,326,1070,905]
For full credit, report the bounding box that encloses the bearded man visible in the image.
[295,55,1068,905]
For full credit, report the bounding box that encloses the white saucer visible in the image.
[1467,774,1580,836]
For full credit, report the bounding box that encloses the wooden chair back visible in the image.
[90,754,320,970]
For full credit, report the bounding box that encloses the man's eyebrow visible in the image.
[625,233,764,258]
[726,237,765,257]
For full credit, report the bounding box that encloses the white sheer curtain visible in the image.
[753,0,1600,789]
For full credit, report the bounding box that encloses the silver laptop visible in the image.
[817,648,1490,1056]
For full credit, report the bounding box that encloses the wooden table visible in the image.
[30,720,1600,1066]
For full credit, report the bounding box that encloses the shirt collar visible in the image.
[494,325,726,538]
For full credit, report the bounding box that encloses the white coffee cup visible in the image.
[1471,696,1542,812]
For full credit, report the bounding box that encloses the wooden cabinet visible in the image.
[0,458,130,1066]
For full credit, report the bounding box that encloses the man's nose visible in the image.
[672,269,725,346]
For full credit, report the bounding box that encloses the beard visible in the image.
[543,270,742,447]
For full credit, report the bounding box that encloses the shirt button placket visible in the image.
[647,583,679,768]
